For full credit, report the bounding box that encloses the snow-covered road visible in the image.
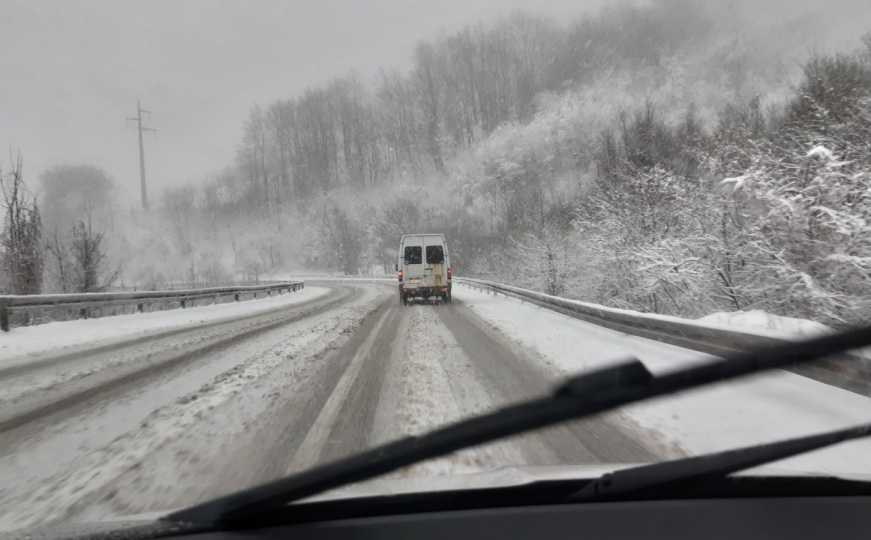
[1,281,869,532]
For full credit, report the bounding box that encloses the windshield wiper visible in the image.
[166,325,871,528]
[574,421,871,501]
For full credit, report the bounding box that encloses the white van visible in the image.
[397,234,452,304]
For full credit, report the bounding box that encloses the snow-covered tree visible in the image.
[69,219,120,293]
[0,156,43,294]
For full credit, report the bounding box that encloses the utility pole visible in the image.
[127,100,155,210]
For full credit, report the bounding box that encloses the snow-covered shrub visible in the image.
[720,139,871,324]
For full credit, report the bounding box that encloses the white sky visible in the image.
[0,0,603,201]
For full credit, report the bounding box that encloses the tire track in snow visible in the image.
[368,303,528,479]
[288,303,396,470]
[436,299,662,464]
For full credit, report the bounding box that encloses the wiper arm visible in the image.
[574,422,871,501]
[166,325,871,528]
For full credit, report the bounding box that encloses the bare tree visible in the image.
[46,228,71,292]
[266,100,295,205]
[413,42,446,174]
[0,154,43,294]
[376,69,422,174]
[239,105,270,212]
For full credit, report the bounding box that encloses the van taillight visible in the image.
[447,267,452,279]
[398,271,403,282]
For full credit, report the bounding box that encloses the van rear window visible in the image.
[426,245,445,264]
[404,246,422,265]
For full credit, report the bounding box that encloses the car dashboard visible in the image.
[148,496,871,540]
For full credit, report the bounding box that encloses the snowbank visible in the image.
[696,310,834,340]
[695,310,870,361]
[806,145,835,161]
[455,284,871,477]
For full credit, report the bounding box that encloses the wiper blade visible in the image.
[166,325,871,528]
[574,422,871,501]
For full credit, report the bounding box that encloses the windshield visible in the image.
[2,0,871,533]
[404,246,423,265]
[426,246,445,265]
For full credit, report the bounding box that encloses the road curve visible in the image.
[0,281,669,531]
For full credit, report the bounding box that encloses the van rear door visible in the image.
[424,237,446,289]
[402,236,425,287]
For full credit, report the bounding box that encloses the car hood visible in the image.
[14,464,871,539]
[301,463,871,501]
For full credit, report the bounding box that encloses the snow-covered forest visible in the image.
[3,0,871,326]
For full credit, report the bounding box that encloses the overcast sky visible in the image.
[0,0,606,202]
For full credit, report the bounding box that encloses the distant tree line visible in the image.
[227,1,713,212]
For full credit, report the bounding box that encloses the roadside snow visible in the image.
[806,145,835,161]
[0,286,329,365]
[720,174,750,191]
[696,310,833,340]
[455,284,871,477]
[458,279,825,343]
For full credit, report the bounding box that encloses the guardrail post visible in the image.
[0,299,9,332]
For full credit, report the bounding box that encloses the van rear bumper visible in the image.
[400,284,451,297]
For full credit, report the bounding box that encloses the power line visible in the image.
[127,100,156,210]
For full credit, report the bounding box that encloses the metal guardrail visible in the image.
[0,281,305,331]
[456,277,871,397]
[110,280,286,292]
